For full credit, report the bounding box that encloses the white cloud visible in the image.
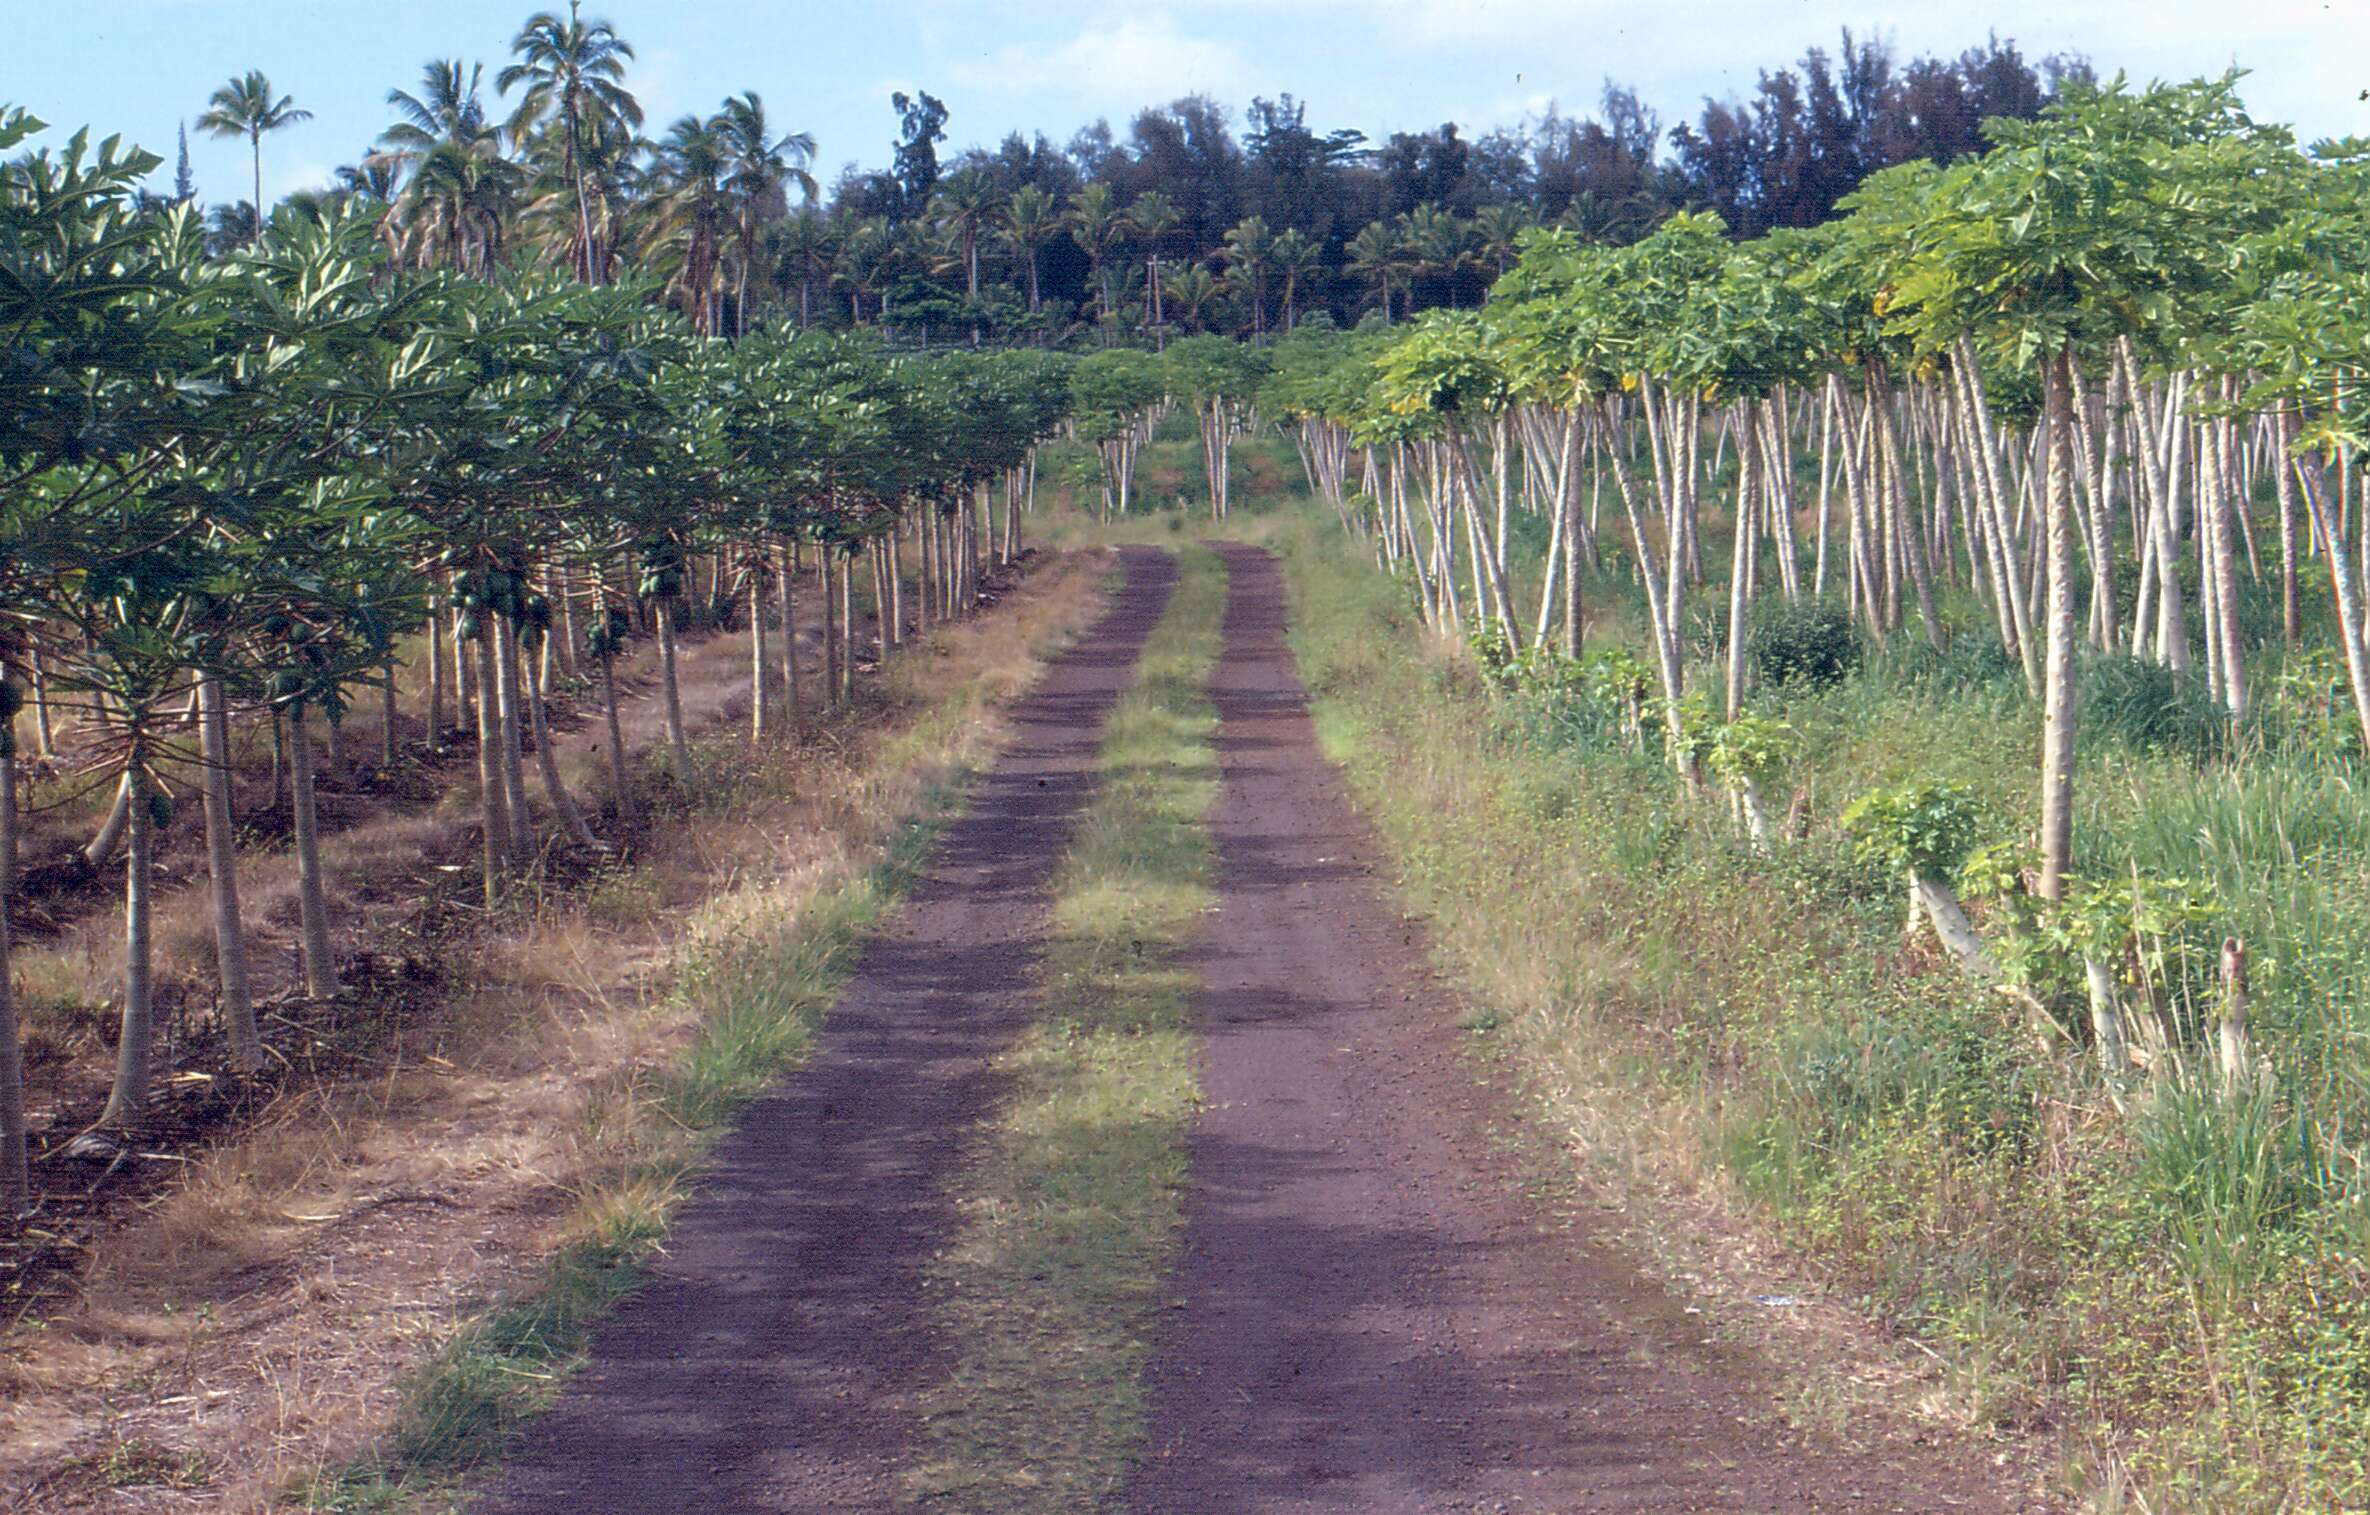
[269,157,335,201]
[635,47,691,131]
[949,14,1247,108]
[1178,0,2370,142]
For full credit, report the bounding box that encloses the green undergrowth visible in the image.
[908,544,1223,1511]
[1267,507,2370,1513]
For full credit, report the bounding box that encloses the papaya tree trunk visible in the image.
[748,565,772,743]
[841,549,857,703]
[2038,350,2080,903]
[380,663,399,768]
[2275,419,2301,648]
[426,596,447,741]
[1,740,27,1210]
[2295,451,2370,750]
[495,618,534,863]
[1725,410,1758,721]
[551,562,581,681]
[451,592,475,734]
[287,703,339,999]
[776,542,802,721]
[99,754,155,1129]
[599,643,634,827]
[654,597,693,779]
[524,630,597,850]
[2218,939,2252,1095]
[198,676,260,1071]
[820,549,841,707]
[1737,775,1772,851]
[471,627,511,907]
[2083,955,2132,1085]
[2202,395,2249,719]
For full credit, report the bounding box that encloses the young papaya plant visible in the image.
[1706,712,1795,849]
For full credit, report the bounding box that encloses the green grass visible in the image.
[1250,502,2370,1513]
[907,543,1224,1512]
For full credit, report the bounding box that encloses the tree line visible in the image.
[0,98,1105,1206]
[156,10,2090,344]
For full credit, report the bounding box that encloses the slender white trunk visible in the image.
[655,598,693,776]
[198,677,260,1070]
[287,704,339,999]
[100,756,155,1128]
[472,626,509,906]
[0,741,26,1209]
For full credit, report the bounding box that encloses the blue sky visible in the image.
[13,1,2369,205]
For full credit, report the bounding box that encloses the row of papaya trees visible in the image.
[0,105,1172,1212]
[1242,76,2370,1121]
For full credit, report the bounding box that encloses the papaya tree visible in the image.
[1163,333,1269,520]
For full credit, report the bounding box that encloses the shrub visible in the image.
[1708,712,1796,790]
[1465,618,1517,688]
[1749,598,1863,689]
[1840,780,1984,879]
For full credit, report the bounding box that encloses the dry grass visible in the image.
[0,550,1108,1512]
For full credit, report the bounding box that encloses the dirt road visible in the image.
[475,539,2036,1514]
[474,547,1177,1515]
[1124,543,2033,1513]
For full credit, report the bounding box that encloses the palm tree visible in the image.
[1344,219,1406,323]
[1125,190,1180,334]
[651,113,733,334]
[999,184,1061,315]
[1398,202,1474,310]
[1221,215,1278,339]
[1472,202,1540,280]
[378,60,514,273]
[929,169,998,343]
[399,138,520,273]
[1273,227,1322,333]
[205,200,260,256]
[379,59,496,175]
[196,70,312,244]
[335,157,401,203]
[1067,182,1124,333]
[499,2,639,283]
[512,104,640,280]
[832,216,893,324]
[1161,262,1220,333]
[717,92,816,338]
[767,209,838,326]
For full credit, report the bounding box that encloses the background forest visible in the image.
[154,16,2094,343]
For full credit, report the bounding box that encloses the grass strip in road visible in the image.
[908,544,1225,1511]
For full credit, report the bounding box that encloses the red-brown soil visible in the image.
[458,541,2048,1514]
[1123,543,2045,1513]
[471,547,1180,1514]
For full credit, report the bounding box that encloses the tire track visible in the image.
[475,546,1178,1515]
[1128,542,2033,1513]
